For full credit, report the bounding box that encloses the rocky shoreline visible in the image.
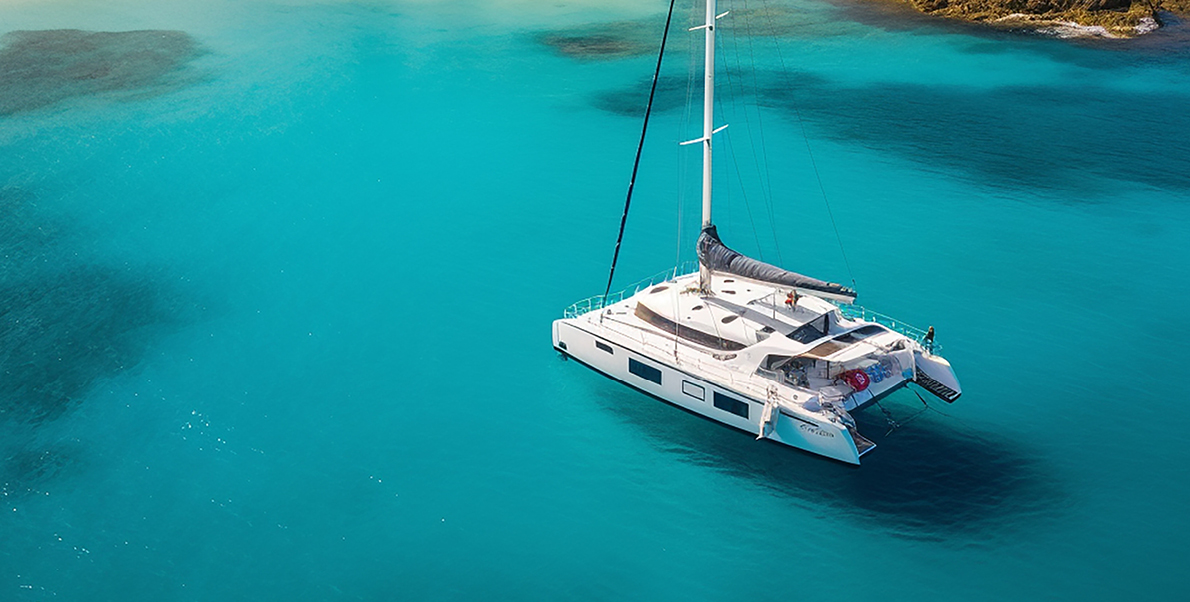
[897,0,1189,38]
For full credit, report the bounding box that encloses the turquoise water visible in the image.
[2,0,1189,599]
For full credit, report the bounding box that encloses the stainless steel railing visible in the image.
[562,262,698,319]
[834,303,940,353]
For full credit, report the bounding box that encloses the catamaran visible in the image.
[552,0,961,465]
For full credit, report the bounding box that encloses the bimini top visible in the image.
[697,225,857,303]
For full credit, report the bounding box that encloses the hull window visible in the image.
[595,341,614,354]
[682,381,705,401]
[628,358,662,385]
[713,392,749,419]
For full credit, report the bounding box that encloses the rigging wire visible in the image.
[725,0,784,265]
[716,49,766,261]
[674,15,699,360]
[738,0,783,265]
[721,127,766,260]
[677,1,698,272]
[758,0,857,289]
[602,0,679,304]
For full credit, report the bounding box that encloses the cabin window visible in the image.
[713,392,749,419]
[788,313,829,344]
[628,358,662,385]
[595,341,614,354]
[761,355,793,371]
[721,315,739,324]
[682,381,705,401]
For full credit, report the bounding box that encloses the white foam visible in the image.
[1136,15,1160,35]
[996,12,1163,39]
[1038,21,1118,39]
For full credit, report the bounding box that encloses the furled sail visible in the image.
[697,225,857,302]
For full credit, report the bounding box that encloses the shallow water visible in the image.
[2,0,1188,600]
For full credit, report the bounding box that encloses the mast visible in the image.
[699,0,719,291]
[680,0,724,292]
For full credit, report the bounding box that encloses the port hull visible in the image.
[554,318,863,465]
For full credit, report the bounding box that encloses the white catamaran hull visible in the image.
[553,318,865,465]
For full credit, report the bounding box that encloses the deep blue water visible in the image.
[2,0,1189,600]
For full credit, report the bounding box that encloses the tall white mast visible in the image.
[699,0,720,291]
[680,0,724,291]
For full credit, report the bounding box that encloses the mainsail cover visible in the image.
[697,225,857,302]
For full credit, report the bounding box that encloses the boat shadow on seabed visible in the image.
[595,384,1063,539]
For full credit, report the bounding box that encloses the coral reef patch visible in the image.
[535,20,664,60]
[591,75,688,117]
[536,6,822,63]
[758,73,1190,192]
[1,443,82,500]
[0,188,179,424]
[0,29,201,116]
